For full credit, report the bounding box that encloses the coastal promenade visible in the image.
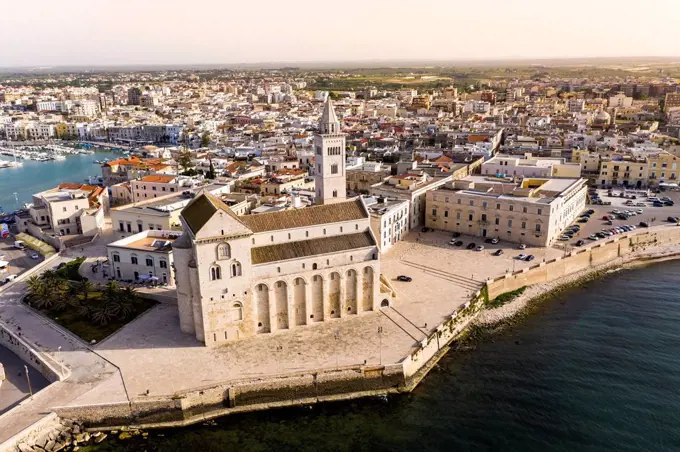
[4,223,680,448]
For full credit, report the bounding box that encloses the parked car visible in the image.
[0,274,17,285]
[516,253,527,260]
[524,255,535,261]
[490,237,500,244]
[586,209,595,215]
[653,202,664,207]
[636,209,643,214]
[664,201,674,206]
[602,215,611,220]
[485,238,494,244]
[576,240,585,246]
[475,246,485,252]
[30,252,39,259]
[588,234,599,240]
[453,240,464,247]
[570,225,581,231]
[421,227,430,232]
[640,221,649,227]
[451,232,461,238]
[605,220,613,225]
[578,217,589,223]
[397,275,412,282]
[668,216,679,223]
[493,249,504,256]
[467,243,476,250]
[518,243,527,250]
[636,202,646,207]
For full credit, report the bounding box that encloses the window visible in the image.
[444,211,449,218]
[482,201,487,208]
[481,214,487,221]
[131,256,138,265]
[230,302,243,322]
[210,265,222,281]
[306,231,309,237]
[496,203,501,209]
[508,220,513,227]
[159,260,167,269]
[333,190,338,197]
[331,164,338,174]
[112,254,120,262]
[457,199,462,205]
[432,209,437,216]
[509,205,514,212]
[456,212,461,220]
[469,200,474,206]
[146,258,153,267]
[312,263,318,270]
[468,214,473,221]
[537,209,542,215]
[521,221,526,229]
[231,261,242,277]
[63,207,67,212]
[535,224,541,232]
[523,207,527,213]
[495,218,500,225]
[119,222,124,232]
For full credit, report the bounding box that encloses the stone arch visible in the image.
[345,269,357,315]
[311,274,324,322]
[217,242,231,260]
[293,277,307,326]
[362,266,374,312]
[381,299,390,308]
[274,280,289,330]
[329,272,341,318]
[210,264,222,281]
[231,261,242,277]
[254,283,270,333]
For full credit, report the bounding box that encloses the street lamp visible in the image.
[377,326,384,365]
[24,365,33,400]
[333,329,340,370]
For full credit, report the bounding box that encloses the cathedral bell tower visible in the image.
[313,99,346,205]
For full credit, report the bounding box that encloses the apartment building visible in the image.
[367,197,410,254]
[131,175,179,202]
[107,230,179,286]
[16,183,109,249]
[598,159,649,188]
[425,176,588,247]
[647,151,680,186]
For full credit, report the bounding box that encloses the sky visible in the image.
[2,0,680,67]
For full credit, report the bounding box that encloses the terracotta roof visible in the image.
[240,198,368,233]
[181,192,247,235]
[139,175,176,183]
[251,231,374,264]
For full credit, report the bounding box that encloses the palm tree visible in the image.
[71,280,95,317]
[90,303,117,326]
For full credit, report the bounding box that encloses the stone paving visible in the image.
[86,229,562,399]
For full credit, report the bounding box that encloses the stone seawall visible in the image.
[0,321,67,384]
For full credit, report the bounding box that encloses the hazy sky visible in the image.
[2,0,679,67]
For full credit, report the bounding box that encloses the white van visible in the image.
[13,240,25,250]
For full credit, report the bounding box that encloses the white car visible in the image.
[30,253,40,259]
[636,209,643,214]
[516,253,527,260]
[1,274,17,285]
[518,243,527,250]
[475,246,485,252]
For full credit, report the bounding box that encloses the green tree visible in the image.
[200,131,211,148]
[177,148,195,174]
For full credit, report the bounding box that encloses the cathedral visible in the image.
[173,100,383,346]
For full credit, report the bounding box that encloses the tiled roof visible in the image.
[139,175,176,183]
[240,198,368,232]
[251,231,375,264]
[181,192,247,235]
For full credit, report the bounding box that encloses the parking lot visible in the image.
[553,188,680,249]
[0,236,44,282]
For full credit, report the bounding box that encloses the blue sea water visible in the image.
[91,260,680,452]
[0,150,117,212]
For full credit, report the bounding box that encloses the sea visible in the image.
[89,260,680,452]
[0,149,118,213]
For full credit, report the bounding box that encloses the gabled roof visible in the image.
[321,98,339,126]
[240,198,368,233]
[251,231,374,264]
[181,192,248,235]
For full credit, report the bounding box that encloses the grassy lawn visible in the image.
[28,295,157,343]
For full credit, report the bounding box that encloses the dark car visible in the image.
[664,201,674,206]
[639,221,649,227]
[397,275,412,282]
[586,209,595,215]
[653,201,664,207]
[421,227,430,232]
[578,217,589,223]
[452,232,461,238]
[493,249,504,256]
[466,243,476,250]
[485,238,494,244]
[524,255,535,261]
[453,240,464,246]
[668,216,679,223]
[576,240,585,246]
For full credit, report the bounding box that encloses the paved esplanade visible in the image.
[0,257,128,445]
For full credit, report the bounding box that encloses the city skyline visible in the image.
[2,0,680,67]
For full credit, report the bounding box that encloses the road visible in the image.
[0,255,126,445]
[0,344,49,415]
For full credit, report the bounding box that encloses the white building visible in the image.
[608,92,633,108]
[107,230,179,286]
[313,99,346,204]
[367,198,410,254]
[482,155,582,179]
[131,175,179,202]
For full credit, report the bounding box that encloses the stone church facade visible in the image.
[173,100,383,347]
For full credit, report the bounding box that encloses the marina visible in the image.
[0,147,118,213]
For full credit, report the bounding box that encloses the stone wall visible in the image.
[0,322,66,383]
[486,226,680,300]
